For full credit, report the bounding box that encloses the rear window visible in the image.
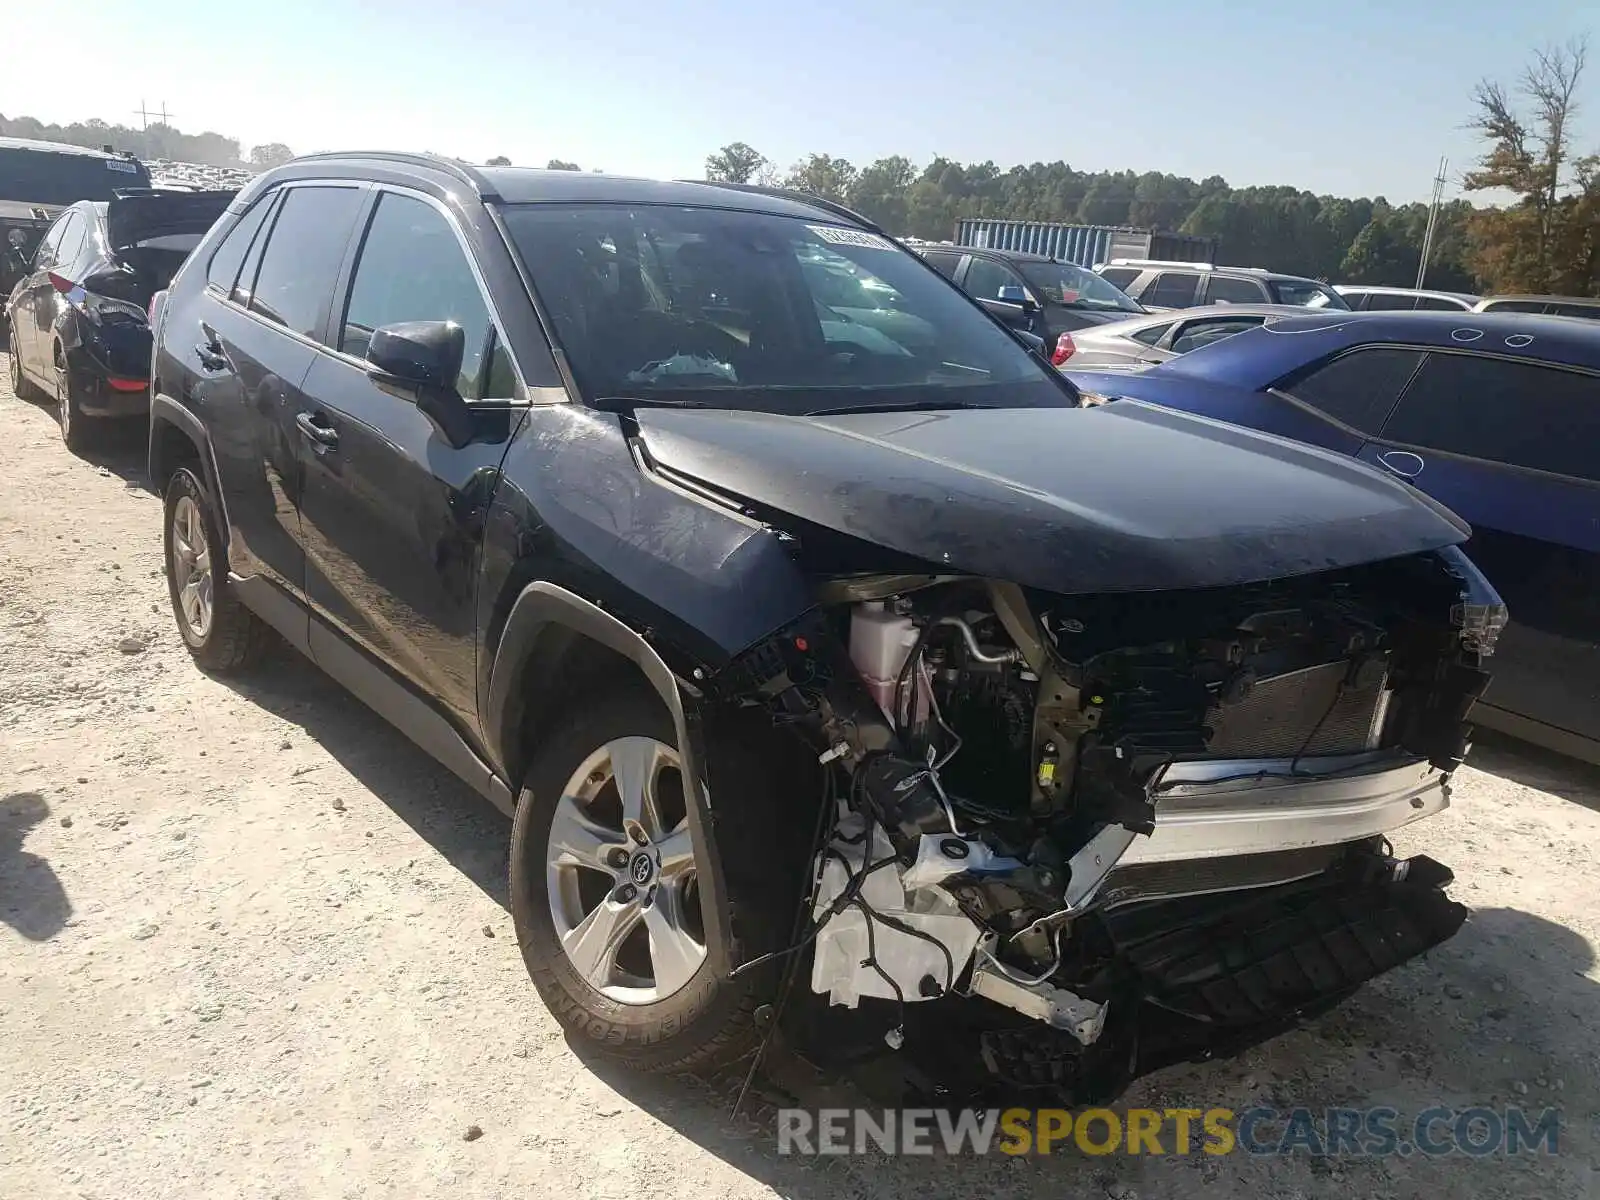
[0,146,150,205]
[1205,275,1265,304]
[1018,260,1142,313]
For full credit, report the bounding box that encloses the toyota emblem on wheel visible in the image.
[630,853,654,886]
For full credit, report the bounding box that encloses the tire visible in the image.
[54,349,92,454]
[511,689,818,1072]
[7,326,42,402]
[162,466,272,672]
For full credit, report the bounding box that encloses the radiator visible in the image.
[1205,660,1388,758]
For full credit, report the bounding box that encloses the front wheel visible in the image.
[510,691,810,1072]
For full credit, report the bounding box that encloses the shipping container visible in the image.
[953,219,1216,269]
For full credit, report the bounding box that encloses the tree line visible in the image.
[0,112,295,170]
[705,39,1597,297]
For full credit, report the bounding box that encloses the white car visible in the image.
[1055,304,1306,370]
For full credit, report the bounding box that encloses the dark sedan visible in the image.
[6,188,232,450]
[1067,310,1600,763]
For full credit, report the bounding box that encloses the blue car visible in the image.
[1068,310,1600,762]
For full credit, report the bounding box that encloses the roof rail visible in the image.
[686,181,882,232]
[289,151,501,201]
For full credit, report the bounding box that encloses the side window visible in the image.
[339,192,498,399]
[1551,303,1600,321]
[1481,299,1545,314]
[206,195,275,293]
[1099,267,1140,290]
[1130,322,1174,347]
[961,257,1024,301]
[53,213,88,273]
[1203,275,1263,305]
[1382,354,1600,481]
[1143,271,1201,307]
[1170,316,1264,354]
[1363,292,1419,311]
[1420,296,1471,311]
[1278,346,1424,433]
[249,186,365,340]
[921,250,960,279]
[32,212,72,269]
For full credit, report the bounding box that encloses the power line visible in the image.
[133,101,174,131]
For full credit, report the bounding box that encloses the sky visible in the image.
[2,0,1595,205]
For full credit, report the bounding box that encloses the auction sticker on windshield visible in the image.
[808,225,894,251]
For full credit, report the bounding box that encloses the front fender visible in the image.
[484,581,734,974]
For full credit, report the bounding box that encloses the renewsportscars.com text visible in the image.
[777,1106,1561,1157]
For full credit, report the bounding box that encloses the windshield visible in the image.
[1269,279,1350,309]
[1018,260,1142,313]
[501,203,1071,414]
[0,147,150,205]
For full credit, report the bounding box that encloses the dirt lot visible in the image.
[4,356,1600,1199]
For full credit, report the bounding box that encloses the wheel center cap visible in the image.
[628,852,655,887]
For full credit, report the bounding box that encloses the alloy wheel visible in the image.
[169,495,214,639]
[545,736,706,1004]
[7,330,22,395]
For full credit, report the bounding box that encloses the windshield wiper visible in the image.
[588,395,718,412]
[803,399,996,417]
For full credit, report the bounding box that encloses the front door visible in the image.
[296,188,522,732]
[12,210,74,376]
[1357,350,1600,743]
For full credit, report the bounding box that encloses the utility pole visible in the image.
[133,101,174,130]
[1415,156,1448,290]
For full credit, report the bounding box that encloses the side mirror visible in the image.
[365,320,474,447]
[996,284,1039,312]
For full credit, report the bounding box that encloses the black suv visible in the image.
[148,153,1499,1099]
[918,244,1146,362]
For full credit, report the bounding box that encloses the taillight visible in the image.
[48,271,76,294]
[1050,332,1076,366]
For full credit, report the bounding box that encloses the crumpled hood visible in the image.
[634,400,1469,594]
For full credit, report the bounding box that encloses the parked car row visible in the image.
[3,148,1505,1103]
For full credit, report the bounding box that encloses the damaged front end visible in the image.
[717,546,1501,1101]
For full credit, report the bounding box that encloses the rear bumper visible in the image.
[63,345,150,417]
[1120,750,1448,865]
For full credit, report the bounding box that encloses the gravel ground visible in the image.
[4,354,1600,1199]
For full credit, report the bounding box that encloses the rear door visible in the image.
[181,182,368,613]
[1357,352,1600,741]
[295,187,524,730]
[18,210,81,375]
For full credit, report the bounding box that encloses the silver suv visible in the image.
[1096,258,1349,311]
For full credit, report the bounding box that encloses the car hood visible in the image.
[634,400,1469,594]
[106,189,235,251]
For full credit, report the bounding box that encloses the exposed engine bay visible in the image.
[724,548,1502,1100]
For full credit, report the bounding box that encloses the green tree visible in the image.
[546,159,581,171]
[783,153,858,203]
[485,155,512,167]
[1465,37,1597,294]
[848,155,915,228]
[703,142,768,184]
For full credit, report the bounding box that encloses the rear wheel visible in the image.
[54,349,91,453]
[162,466,272,672]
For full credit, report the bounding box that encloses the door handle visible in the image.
[195,338,228,372]
[295,411,339,451]
[1377,450,1425,480]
